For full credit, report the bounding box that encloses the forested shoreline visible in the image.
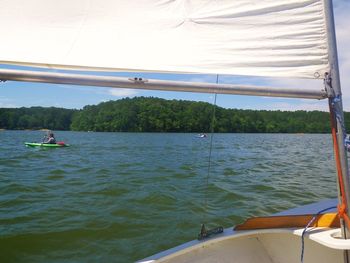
[0,97,348,133]
[0,107,75,131]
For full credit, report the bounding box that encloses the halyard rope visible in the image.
[329,96,350,227]
[325,72,350,226]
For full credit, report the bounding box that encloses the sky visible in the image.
[0,0,349,112]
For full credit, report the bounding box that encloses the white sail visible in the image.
[0,0,328,79]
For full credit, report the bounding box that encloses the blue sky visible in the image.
[0,0,349,112]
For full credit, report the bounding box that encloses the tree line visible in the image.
[1,97,349,133]
[0,107,75,130]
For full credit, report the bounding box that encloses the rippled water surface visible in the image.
[0,131,338,262]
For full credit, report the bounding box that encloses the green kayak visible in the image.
[25,142,69,147]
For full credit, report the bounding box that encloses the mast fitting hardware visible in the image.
[128,77,148,84]
[324,72,335,98]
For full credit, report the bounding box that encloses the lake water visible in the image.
[0,131,338,262]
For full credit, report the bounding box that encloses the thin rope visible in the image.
[203,75,219,222]
[300,206,336,263]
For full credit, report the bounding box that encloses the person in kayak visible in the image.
[43,131,56,144]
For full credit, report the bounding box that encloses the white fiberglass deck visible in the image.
[139,199,349,263]
[140,227,347,263]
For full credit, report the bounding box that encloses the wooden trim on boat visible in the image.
[234,213,340,230]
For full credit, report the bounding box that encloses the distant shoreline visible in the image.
[1,96,348,133]
[0,130,333,135]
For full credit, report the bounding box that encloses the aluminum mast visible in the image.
[324,0,350,262]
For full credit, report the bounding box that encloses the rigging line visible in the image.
[204,75,219,221]
[197,75,224,240]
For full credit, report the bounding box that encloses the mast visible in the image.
[324,0,350,247]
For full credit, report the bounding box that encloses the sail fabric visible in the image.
[0,0,329,79]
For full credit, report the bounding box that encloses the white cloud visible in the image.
[257,100,329,112]
[0,97,17,108]
[54,84,139,98]
[189,75,217,83]
[0,102,16,108]
[108,88,138,97]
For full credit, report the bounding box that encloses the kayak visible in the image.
[25,142,69,147]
